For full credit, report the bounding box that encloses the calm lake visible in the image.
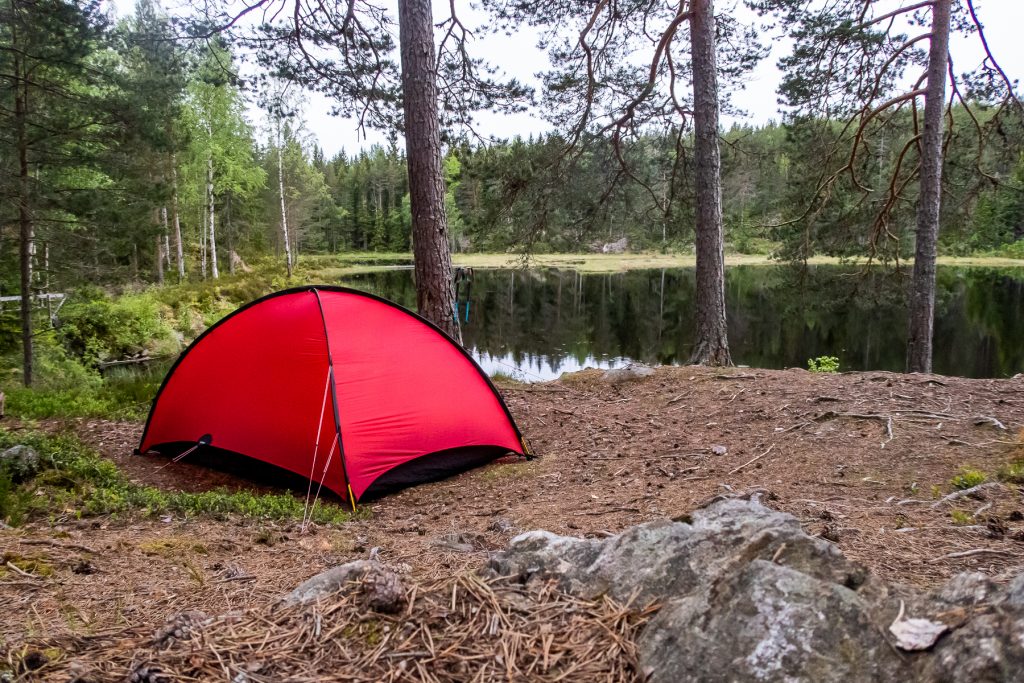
[345,265,1024,380]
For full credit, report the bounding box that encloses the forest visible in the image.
[2,1,1022,289]
[3,3,1024,678]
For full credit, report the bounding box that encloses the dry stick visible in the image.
[931,482,1003,508]
[728,444,776,475]
[935,548,1015,561]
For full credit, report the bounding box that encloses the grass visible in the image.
[0,429,361,527]
[949,509,975,526]
[301,250,1024,277]
[998,459,1024,484]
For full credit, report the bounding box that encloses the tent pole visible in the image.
[311,288,356,511]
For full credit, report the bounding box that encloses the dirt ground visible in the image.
[3,366,1024,657]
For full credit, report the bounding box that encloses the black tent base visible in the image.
[136,443,520,503]
[138,442,343,501]
[360,445,517,500]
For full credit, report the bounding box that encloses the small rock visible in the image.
[0,445,41,481]
[152,610,208,647]
[489,517,515,534]
[432,531,483,553]
[280,560,406,613]
[890,608,948,651]
[710,445,727,456]
[128,664,171,683]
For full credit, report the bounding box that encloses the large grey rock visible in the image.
[0,445,41,481]
[487,498,1024,682]
[489,499,866,604]
[601,363,656,383]
[281,560,405,613]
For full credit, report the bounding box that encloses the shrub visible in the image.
[950,468,987,490]
[58,291,179,366]
[950,509,974,526]
[807,356,840,373]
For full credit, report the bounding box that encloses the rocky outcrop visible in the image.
[487,498,1024,682]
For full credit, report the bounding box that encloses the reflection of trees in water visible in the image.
[348,266,1024,378]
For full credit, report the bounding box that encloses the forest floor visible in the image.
[3,366,1024,672]
[305,251,1024,277]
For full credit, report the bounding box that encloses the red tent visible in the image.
[137,286,527,504]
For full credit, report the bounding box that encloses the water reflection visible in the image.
[345,266,1024,380]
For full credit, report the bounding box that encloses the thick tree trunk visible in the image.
[171,160,184,280]
[398,0,461,342]
[277,120,293,278]
[688,0,732,366]
[906,0,951,374]
[15,52,32,387]
[207,154,219,279]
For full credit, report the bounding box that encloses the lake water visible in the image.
[344,265,1024,380]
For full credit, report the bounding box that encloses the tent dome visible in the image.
[137,286,526,503]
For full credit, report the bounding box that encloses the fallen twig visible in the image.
[728,444,776,475]
[930,482,1003,509]
[934,548,1014,561]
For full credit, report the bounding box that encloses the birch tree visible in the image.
[193,0,529,338]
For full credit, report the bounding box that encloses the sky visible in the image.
[108,0,1024,157]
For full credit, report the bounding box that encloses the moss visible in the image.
[2,552,55,577]
[138,538,208,557]
[481,463,530,481]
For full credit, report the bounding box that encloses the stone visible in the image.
[487,498,1024,681]
[281,560,406,613]
[0,445,41,481]
[601,363,655,383]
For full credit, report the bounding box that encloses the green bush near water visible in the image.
[807,356,840,373]
[0,430,359,527]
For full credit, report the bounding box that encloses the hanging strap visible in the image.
[301,368,333,531]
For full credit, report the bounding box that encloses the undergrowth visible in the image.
[0,430,359,527]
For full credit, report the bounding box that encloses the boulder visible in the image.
[0,445,41,481]
[601,363,656,383]
[487,498,1024,682]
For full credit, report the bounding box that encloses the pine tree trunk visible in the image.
[906,0,951,374]
[277,119,293,278]
[15,50,33,387]
[207,154,219,279]
[172,160,185,280]
[688,0,732,366]
[398,0,461,342]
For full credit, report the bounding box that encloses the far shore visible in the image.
[300,251,1024,277]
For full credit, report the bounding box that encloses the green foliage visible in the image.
[997,460,1024,485]
[0,429,358,526]
[807,355,840,373]
[58,290,179,366]
[950,468,987,490]
[949,509,974,526]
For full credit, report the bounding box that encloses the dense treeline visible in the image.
[3,1,1023,303]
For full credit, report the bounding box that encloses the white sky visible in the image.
[108,0,1024,157]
